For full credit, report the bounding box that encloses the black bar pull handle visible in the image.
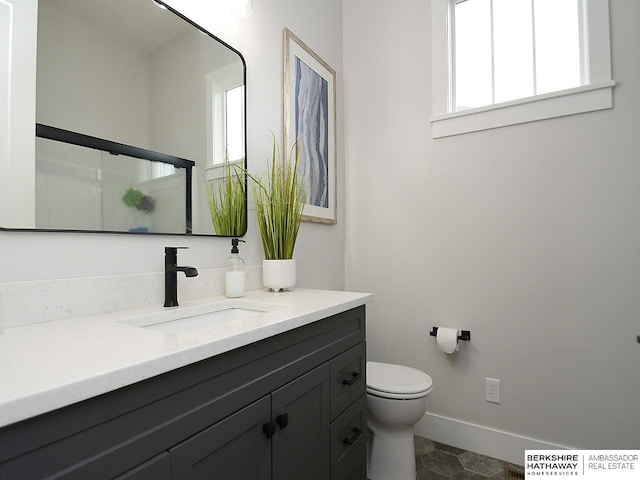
[342,372,361,386]
[342,427,363,446]
[276,413,289,429]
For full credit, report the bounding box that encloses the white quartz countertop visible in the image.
[0,288,372,428]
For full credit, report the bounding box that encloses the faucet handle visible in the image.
[165,246,189,254]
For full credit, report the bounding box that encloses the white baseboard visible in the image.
[415,412,574,466]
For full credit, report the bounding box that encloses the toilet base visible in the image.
[367,423,417,480]
[365,362,432,480]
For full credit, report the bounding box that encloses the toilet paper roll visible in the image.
[436,327,460,354]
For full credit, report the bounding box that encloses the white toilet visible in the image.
[366,361,433,480]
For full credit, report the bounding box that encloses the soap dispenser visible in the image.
[226,239,246,298]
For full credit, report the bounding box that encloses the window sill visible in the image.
[431,80,615,138]
[204,159,244,181]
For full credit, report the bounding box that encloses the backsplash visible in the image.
[0,265,263,329]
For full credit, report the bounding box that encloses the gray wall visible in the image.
[344,0,640,452]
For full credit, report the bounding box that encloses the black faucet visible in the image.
[164,247,198,307]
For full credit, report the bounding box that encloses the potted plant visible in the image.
[204,158,247,236]
[246,139,307,291]
[122,187,155,233]
[122,187,155,213]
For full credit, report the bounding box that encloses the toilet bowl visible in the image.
[366,361,433,480]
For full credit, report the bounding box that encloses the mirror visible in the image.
[1,0,247,236]
[36,124,195,233]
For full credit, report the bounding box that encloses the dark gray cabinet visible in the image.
[114,453,171,480]
[0,305,366,480]
[170,396,271,480]
[272,364,331,480]
[170,364,331,480]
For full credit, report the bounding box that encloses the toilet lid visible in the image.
[366,362,433,399]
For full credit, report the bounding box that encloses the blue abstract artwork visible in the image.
[294,57,329,208]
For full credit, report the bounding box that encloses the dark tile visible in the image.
[415,435,436,455]
[458,451,503,476]
[420,450,466,477]
[413,436,521,480]
[452,471,495,480]
[417,466,449,480]
[497,458,525,472]
[433,440,467,456]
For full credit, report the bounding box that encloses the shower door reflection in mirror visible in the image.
[36,130,193,234]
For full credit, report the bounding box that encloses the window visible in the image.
[454,0,583,110]
[223,85,245,164]
[431,0,614,138]
[206,65,245,167]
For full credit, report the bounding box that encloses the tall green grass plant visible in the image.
[204,159,247,236]
[246,140,306,260]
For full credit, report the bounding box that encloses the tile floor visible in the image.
[414,436,525,480]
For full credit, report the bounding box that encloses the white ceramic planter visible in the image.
[262,259,296,292]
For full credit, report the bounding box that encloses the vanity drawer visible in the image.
[330,342,366,420]
[330,394,367,480]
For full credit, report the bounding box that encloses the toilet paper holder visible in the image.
[429,327,471,341]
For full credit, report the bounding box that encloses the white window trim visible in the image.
[431,0,615,138]
[204,158,243,182]
[205,63,244,167]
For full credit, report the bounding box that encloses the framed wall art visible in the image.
[283,28,337,224]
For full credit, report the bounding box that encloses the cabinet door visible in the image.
[271,363,331,480]
[170,396,271,480]
[114,453,171,480]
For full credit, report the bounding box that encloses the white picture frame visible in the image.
[283,28,337,224]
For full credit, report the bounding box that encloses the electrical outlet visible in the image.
[486,378,501,404]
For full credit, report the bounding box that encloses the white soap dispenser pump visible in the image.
[225,239,245,298]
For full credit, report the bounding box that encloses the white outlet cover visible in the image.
[485,378,501,404]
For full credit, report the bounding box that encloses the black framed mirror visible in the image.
[1,0,247,236]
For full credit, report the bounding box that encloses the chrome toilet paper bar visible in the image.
[429,327,471,341]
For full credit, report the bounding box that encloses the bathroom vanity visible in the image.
[0,289,371,480]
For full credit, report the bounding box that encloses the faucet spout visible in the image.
[164,247,198,307]
[168,265,199,277]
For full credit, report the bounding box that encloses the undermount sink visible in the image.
[118,299,285,335]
